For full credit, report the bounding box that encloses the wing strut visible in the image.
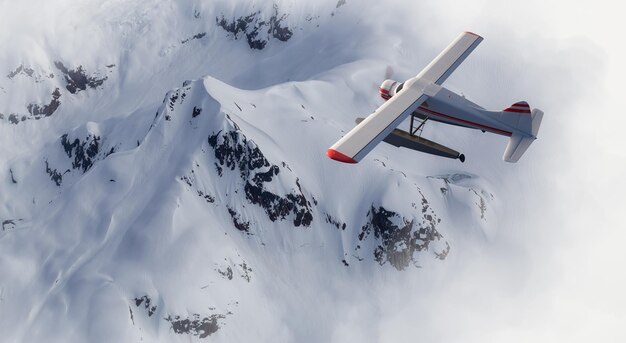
[409,114,429,137]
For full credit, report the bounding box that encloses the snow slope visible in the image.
[2,0,622,342]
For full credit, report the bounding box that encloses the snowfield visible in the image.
[1,0,625,342]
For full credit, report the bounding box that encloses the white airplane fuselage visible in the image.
[414,86,514,137]
[381,80,532,138]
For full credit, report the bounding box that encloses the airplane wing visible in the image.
[327,31,483,163]
[416,31,483,85]
[327,86,429,163]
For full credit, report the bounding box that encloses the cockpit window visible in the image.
[396,82,404,93]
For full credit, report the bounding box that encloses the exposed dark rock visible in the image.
[357,202,447,270]
[134,295,157,317]
[167,89,185,111]
[281,161,292,172]
[239,261,252,282]
[27,88,61,119]
[129,306,135,325]
[42,132,115,186]
[45,159,68,186]
[197,190,215,203]
[216,3,293,50]
[181,175,193,187]
[54,61,107,94]
[181,169,216,204]
[471,189,488,220]
[7,65,35,79]
[166,313,224,339]
[2,219,16,231]
[252,165,279,184]
[218,266,233,280]
[214,162,223,177]
[244,177,313,227]
[208,128,270,180]
[227,207,250,233]
[8,114,20,124]
[208,120,314,227]
[181,32,207,44]
[132,295,229,339]
[61,133,110,173]
[192,106,202,118]
[6,64,54,82]
[468,188,493,221]
[9,168,17,184]
[325,213,346,230]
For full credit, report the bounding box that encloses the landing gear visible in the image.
[408,115,465,162]
[409,114,429,137]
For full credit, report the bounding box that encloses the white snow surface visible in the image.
[1,0,625,342]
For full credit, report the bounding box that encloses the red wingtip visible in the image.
[327,149,357,164]
[464,31,482,38]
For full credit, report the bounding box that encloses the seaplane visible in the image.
[327,31,543,163]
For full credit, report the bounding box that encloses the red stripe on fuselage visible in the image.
[417,106,513,136]
[504,108,531,113]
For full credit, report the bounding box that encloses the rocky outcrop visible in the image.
[60,133,114,173]
[181,32,207,44]
[208,116,313,228]
[7,64,54,82]
[216,4,293,50]
[1,88,62,124]
[43,130,116,187]
[132,295,229,340]
[54,61,107,94]
[166,314,225,339]
[27,88,61,119]
[356,199,449,270]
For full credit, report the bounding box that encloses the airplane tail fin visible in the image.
[501,102,543,162]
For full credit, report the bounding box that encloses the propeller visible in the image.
[384,65,394,80]
[372,65,395,92]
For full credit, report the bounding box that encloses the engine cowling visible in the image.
[379,79,404,101]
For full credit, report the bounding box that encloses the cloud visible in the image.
[349,1,626,342]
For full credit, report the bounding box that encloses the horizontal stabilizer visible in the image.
[503,133,535,162]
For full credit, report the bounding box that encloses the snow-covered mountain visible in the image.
[2,0,624,342]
